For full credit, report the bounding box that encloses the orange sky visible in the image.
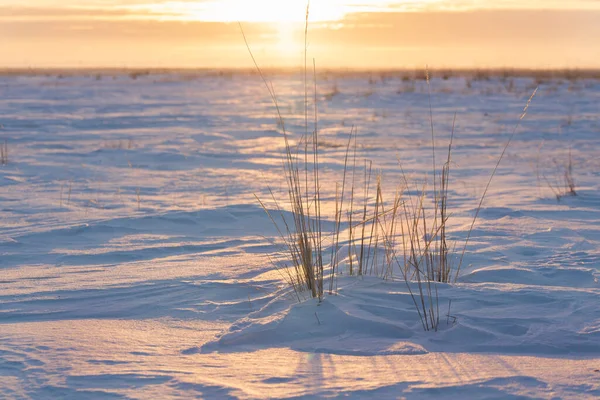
[2,1,600,68]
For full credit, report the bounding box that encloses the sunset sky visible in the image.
[2,0,600,68]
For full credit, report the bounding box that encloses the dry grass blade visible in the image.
[328,128,355,293]
[454,87,538,281]
[242,6,326,300]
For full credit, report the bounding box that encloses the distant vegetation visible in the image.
[1,67,599,81]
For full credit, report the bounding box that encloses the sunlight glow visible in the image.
[275,22,301,57]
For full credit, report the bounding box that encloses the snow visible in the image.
[1,71,599,399]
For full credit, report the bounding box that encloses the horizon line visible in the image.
[2,66,600,79]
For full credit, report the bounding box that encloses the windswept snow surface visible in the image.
[1,72,599,399]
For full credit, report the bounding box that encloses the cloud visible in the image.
[0,7,135,20]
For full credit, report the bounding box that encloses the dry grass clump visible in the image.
[103,139,134,150]
[0,139,8,165]
[542,148,577,200]
[255,86,536,329]
[324,83,340,101]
